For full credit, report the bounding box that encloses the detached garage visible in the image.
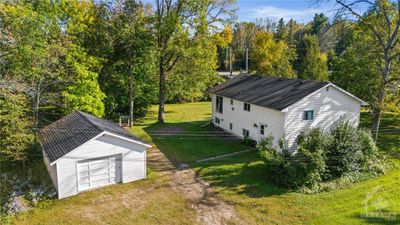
[40,111,151,199]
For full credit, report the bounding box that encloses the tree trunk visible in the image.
[158,61,166,123]
[371,87,385,142]
[33,90,40,132]
[128,81,134,127]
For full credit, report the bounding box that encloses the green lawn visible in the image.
[6,102,399,225]
[135,102,400,225]
[131,102,250,162]
[8,171,197,225]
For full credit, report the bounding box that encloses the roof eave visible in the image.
[103,131,152,148]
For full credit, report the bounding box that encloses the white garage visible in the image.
[40,111,151,199]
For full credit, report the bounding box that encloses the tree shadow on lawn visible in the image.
[143,121,288,198]
[351,211,400,225]
[143,122,251,165]
[194,158,288,198]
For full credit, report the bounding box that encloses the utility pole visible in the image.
[229,46,232,76]
[225,47,229,71]
[245,47,249,73]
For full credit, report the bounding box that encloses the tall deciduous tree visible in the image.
[327,0,400,140]
[297,34,329,81]
[0,88,34,163]
[154,0,235,123]
[252,32,296,78]
[1,1,64,128]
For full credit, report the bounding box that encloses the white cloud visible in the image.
[252,6,329,22]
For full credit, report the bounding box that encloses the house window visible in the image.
[230,99,233,105]
[260,124,265,135]
[244,103,251,112]
[242,129,249,137]
[215,117,220,124]
[229,123,233,130]
[303,110,314,121]
[216,96,223,114]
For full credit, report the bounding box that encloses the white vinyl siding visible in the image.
[54,134,146,199]
[212,94,285,147]
[283,85,361,150]
[42,149,58,191]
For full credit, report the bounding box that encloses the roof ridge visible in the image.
[75,111,103,132]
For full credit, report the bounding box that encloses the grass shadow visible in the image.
[351,212,400,224]
[193,152,289,198]
[143,121,251,166]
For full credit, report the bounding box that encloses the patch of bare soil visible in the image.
[147,147,242,225]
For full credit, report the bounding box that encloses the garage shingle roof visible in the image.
[209,74,329,111]
[40,111,149,163]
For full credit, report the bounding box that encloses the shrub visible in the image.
[257,132,326,189]
[257,122,383,191]
[292,128,327,187]
[242,136,257,147]
[324,121,363,179]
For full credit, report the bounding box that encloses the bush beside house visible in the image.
[257,121,385,192]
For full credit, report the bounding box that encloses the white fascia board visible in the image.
[104,131,152,149]
[280,83,369,112]
[328,83,369,106]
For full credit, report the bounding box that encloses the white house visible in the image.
[40,111,151,199]
[209,74,368,150]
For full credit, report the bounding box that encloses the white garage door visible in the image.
[77,155,122,192]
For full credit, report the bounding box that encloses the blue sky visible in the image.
[236,0,338,23]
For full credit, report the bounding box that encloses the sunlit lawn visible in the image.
[7,102,399,225]
[134,102,400,225]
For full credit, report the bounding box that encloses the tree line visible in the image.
[0,0,234,163]
[1,0,399,164]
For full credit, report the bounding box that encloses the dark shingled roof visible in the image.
[40,111,149,163]
[209,74,329,111]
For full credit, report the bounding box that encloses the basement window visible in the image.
[242,129,249,138]
[230,99,234,105]
[215,117,220,124]
[244,103,251,112]
[303,110,314,121]
[229,123,233,130]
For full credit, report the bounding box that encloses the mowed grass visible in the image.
[8,171,197,225]
[7,102,399,225]
[131,102,250,162]
[134,102,400,225]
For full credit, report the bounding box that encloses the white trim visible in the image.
[104,131,152,148]
[50,132,106,166]
[328,83,369,106]
[281,83,368,112]
[49,131,150,166]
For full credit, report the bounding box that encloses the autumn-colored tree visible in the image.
[252,32,296,78]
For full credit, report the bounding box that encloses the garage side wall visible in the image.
[56,134,146,199]
[283,86,361,150]
[43,149,58,191]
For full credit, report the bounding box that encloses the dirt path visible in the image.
[147,147,241,225]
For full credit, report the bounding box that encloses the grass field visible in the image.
[7,170,197,225]
[6,102,399,225]
[134,102,400,225]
